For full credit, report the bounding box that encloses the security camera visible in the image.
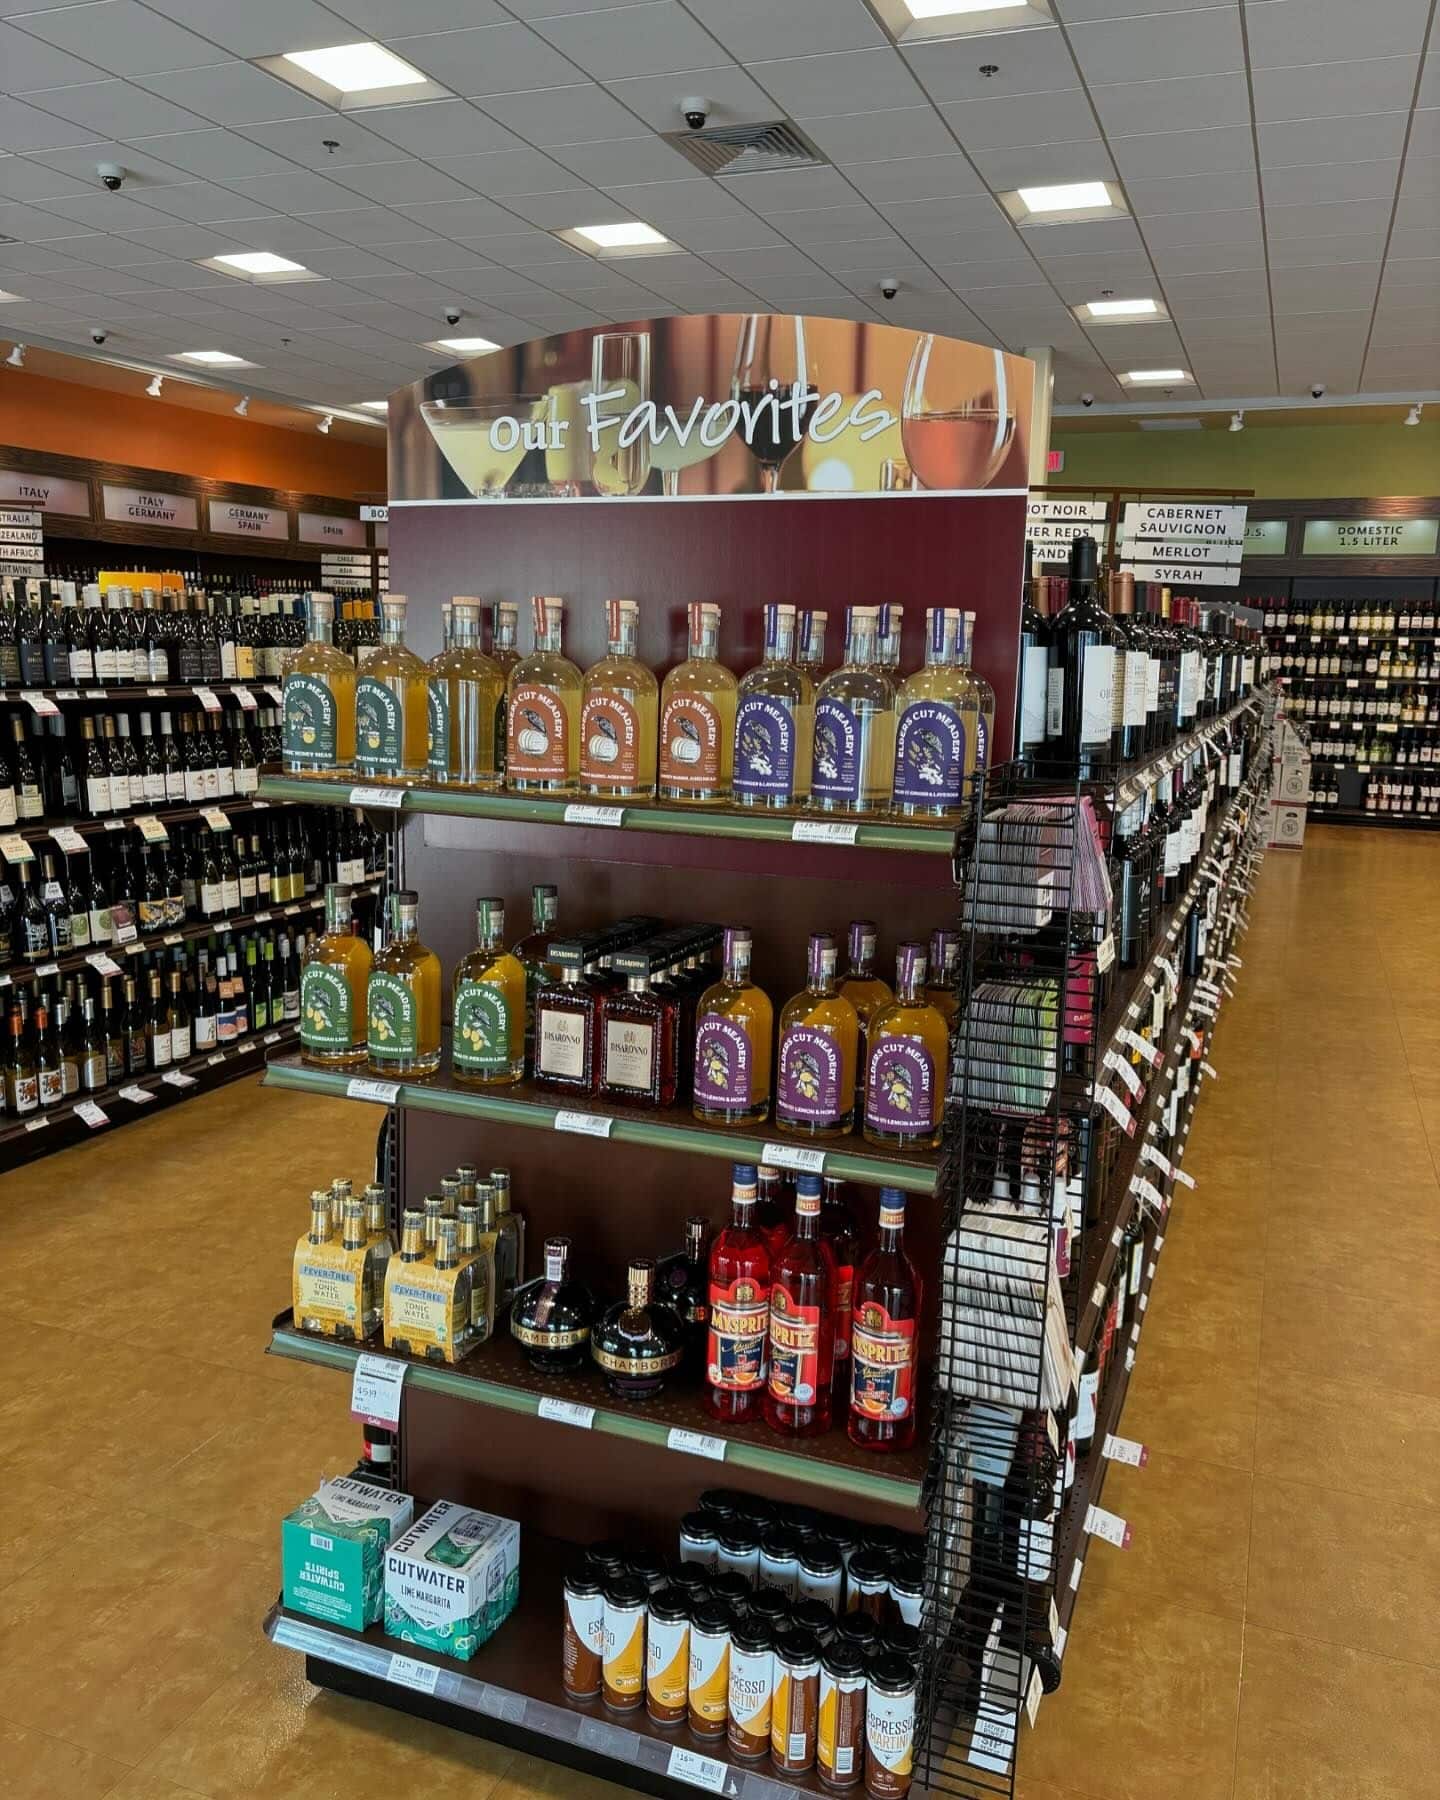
[1081,392,1095,408]
[879,277,899,301]
[679,96,710,131]
[444,304,462,327]
[90,327,108,345]
[97,161,124,192]
[1310,382,1326,399]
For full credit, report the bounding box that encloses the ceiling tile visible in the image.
[328,161,478,207]
[937,267,1046,299]
[715,165,859,214]
[1392,185,1440,228]
[903,28,1081,102]
[1178,312,1276,343]
[841,154,986,205]
[13,1,230,78]
[1270,264,1380,312]
[224,169,370,213]
[940,90,1100,151]
[1149,237,1265,273]
[971,141,1113,189]
[108,221,238,258]
[547,135,698,186]
[1021,215,1146,256]
[21,188,177,233]
[1068,10,1244,85]
[702,244,826,280]
[1245,0,1432,69]
[750,49,927,116]
[1163,270,1273,313]
[666,215,787,251]
[894,224,1029,263]
[140,0,360,60]
[0,94,106,152]
[382,194,521,236]
[298,246,414,278]
[1267,230,1386,267]
[1420,53,1440,106]
[812,237,920,273]
[604,63,776,129]
[424,146,578,195]
[0,158,94,202]
[1140,205,1263,248]
[123,129,296,181]
[1109,125,1257,180]
[477,81,644,146]
[1399,155,1440,200]
[1258,112,1411,167]
[1376,255,1440,290]
[133,61,331,127]
[761,202,897,244]
[124,180,273,224]
[1252,57,1419,122]
[1267,197,1400,238]
[0,20,107,90]
[1089,72,1251,135]
[683,0,883,61]
[1390,222,1440,257]
[296,207,444,249]
[1406,108,1440,158]
[1039,256,1156,299]
[388,24,582,95]
[528,2,726,79]
[233,116,407,170]
[332,0,508,29]
[797,107,956,164]
[353,99,521,158]
[1262,160,1401,205]
[1056,0,1230,15]
[19,80,211,139]
[1126,169,1260,216]
[489,186,606,227]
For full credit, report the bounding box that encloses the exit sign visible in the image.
[1047,449,1065,473]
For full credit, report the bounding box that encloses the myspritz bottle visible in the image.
[355,594,429,781]
[733,602,814,808]
[581,599,658,798]
[507,595,581,792]
[283,592,355,775]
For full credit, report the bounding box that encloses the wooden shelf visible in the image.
[263,1046,941,1195]
[8,793,288,849]
[0,681,283,706]
[268,1309,927,1517]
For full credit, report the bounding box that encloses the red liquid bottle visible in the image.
[849,1187,922,1453]
[820,1175,860,1408]
[764,1173,835,1437]
[754,1162,792,1263]
[704,1163,771,1423]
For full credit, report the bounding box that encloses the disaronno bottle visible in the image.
[355,595,429,781]
[300,883,372,1068]
[734,602,815,808]
[863,943,948,1150]
[507,595,581,791]
[367,890,442,1076]
[451,896,525,1086]
[891,607,980,819]
[660,602,736,803]
[693,926,773,1126]
[581,599,658,798]
[812,607,896,814]
[284,592,355,775]
[427,596,503,788]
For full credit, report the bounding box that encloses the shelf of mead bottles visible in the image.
[910,701,1275,1800]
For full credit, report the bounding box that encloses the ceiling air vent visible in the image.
[662,119,828,177]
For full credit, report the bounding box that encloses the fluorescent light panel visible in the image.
[573,221,668,249]
[358,400,389,411]
[0,289,24,303]
[214,251,306,275]
[1125,368,1190,384]
[281,41,426,94]
[175,349,250,366]
[905,0,1028,13]
[1018,181,1112,214]
[429,336,501,354]
[1084,297,1158,318]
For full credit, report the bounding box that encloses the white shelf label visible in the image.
[1131,1176,1165,1214]
[554,1110,613,1138]
[193,685,221,713]
[265,685,284,706]
[207,1052,228,1066]
[147,686,167,698]
[73,1100,109,1129]
[1069,1558,1083,1591]
[563,803,625,827]
[1116,1026,1162,1067]
[1201,1060,1219,1080]
[86,951,124,978]
[50,826,87,854]
[349,785,405,810]
[162,1069,198,1088]
[352,1352,407,1428]
[667,1428,727,1462]
[20,689,59,716]
[1090,1281,1106,1310]
[666,1747,728,1793]
[761,1141,826,1175]
[1102,1433,1149,1467]
[537,1396,595,1430]
[231,684,257,711]
[387,1653,440,1695]
[264,1030,283,1046]
[34,961,58,979]
[1104,1049,1144,1099]
[1025,1665,1044,1727]
[1173,1165,1197,1190]
[118,1084,155,1105]
[1093,1082,1135,1134]
[135,814,169,843]
[791,820,858,845]
[1095,932,1116,973]
[55,689,79,702]
[1084,1504,1132,1549]
[347,1078,400,1105]
[200,807,231,833]
[0,833,35,865]
[1141,1144,1174,1180]
[24,1115,48,1133]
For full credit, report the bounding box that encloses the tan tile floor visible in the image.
[3,822,1438,1799]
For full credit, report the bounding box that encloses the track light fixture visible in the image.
[234,394,250,417]
[317,413,333,434]
[1229,410,1244,432]
[1404,402,1424,426]
[146,373,163,397]
[4,342,24,368]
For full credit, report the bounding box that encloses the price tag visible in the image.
[147,686,167,698]
[1102,1433,1149,1467]
[1095,932,1115,974]
[24,1115,49,1133]
[791,820,858,845]
[554,1110,614,1138]
[85,689,106,700]
[231,684,257,711]
[1155,953,1178,992]
[1084,1503,1132,1549]
[201,807,231,833]
[50,826,87,854]
[667,1428,727,1462]
[162,1069,198,1087]
[104,819,124,831]
[1025,1665,1044,1727]
[1131,1176,1165,1214]
[164,934,182,948]
[252,911,272,924]
[55,689,79,702]
[387,1653,440,1696]
[1093,1082,1135,1134]
[33,961,58,979]
[192,686,221,713]
[1069,1558,1083,1591]
[1201,1060,1219,1080]
[1055,1622,1068,1660]
[563,803,625,827]
[1172,1164,1197,1189]
[1141,1144,1174,1180]
[1125,1347,1135,1371]
[537,1397,595,1430]
[351,1352,407,1427]
[264,1030,283,1046]
[265,685,284,706]
[207,1052,228,1066]
[0,834,36,865]
[349,785,405,810]
[347,1078,400,1105]
[761,1141,826,1175]
[86,952,124,978]
[134,814,169,843]
[1116,1027,1162,1067]
[666,1748,728,1793]
[20,690,59,717]
[118,1084,156,1105]
[1104,1049,1144,1099]
[1090,1281,1106,1310]
[73,1100,109,1129]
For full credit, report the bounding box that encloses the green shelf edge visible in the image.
[255,775,958,855]
[261,1057,938,1195]
[267,1323,924,1512]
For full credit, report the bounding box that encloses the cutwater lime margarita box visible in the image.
[384,1501,520,1661]
[282,1477,416,1631]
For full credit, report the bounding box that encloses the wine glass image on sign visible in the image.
[732,314,819,494]
[420,397,543,497]
[902,337,1015,490]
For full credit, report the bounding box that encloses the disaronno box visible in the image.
[282,1477,416,1631]
[384,1501,521,1661]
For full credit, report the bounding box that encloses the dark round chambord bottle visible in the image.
[510,1236,595,1372]
[591,1259,685,1401]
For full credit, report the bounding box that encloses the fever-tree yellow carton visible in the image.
[294,1191,381,1340]
[383,1211,471,1364]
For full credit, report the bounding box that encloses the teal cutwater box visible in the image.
[384,1501,521,1661]
[282,1476,416,1631]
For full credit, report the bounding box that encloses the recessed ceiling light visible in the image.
[281,41,426,94]
[1124,368,1190,384]
[1018,181,1113,214]
[214,251,305,275]
[904,0,1028,13]
[174,349,253,366]
[1081,297,1160,320]
[0,289,24,304]
[427,336,502,355]
[573,222,669,249]
[358,399,389,411]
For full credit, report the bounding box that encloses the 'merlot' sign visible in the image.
[1120,501,1247,588]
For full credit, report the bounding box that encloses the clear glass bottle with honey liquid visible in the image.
[838,918,893,1118]
[452,895,526,1086]
[811,605,896,815]
[488,600,521,777]
[283,591,356,775]
[733,602,814,808]
[892,607,981,820]
[427,596,503,789]
[775,931,859,1137]
[507,595,581,792]
[367,889,442,1076]
[581,599,658,798]
[964,611,997,778]
[660,602,736,804]
[863,942,949,1151]
[300,882,372,1068]
[355,594,429,782]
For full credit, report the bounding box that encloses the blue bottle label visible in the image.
[733,695,796,800]
[892,700,965,806]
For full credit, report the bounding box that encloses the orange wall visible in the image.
[1,370,386,498]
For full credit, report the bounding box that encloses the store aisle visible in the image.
[3,821,1437,1800]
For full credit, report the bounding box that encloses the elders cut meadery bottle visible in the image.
[301,883,372,1068]
[284,592,356,776]
[366,889,441,1077]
